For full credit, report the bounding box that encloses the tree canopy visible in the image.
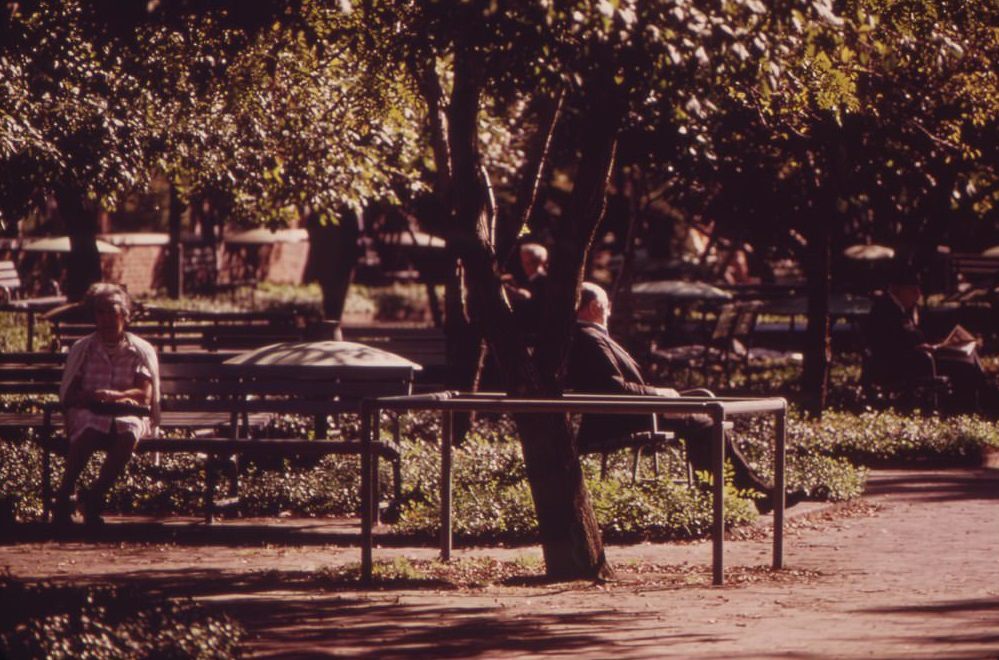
[1,0,997,576]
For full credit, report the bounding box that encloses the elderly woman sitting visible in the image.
[53,284,160,526]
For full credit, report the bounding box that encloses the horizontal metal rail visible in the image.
[360,391,787,586]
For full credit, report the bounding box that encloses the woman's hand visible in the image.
[92,389,123,403]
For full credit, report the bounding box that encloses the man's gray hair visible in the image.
[578,281,609,312]
[85,283,131,321]
[520,243,549,264]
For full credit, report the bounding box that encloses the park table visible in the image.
[225,339,421,439]
[360,392,788,586]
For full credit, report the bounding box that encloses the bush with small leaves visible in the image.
[0,571,243,659]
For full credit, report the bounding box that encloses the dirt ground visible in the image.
[2,467,998,659]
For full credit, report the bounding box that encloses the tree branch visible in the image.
[497,87,567,262]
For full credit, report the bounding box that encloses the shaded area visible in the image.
[27,566,721,658]
[863,468,999,503]
[853,597,999,654]
[0,518,439,549]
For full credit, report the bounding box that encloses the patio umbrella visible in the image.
[22,236,121,254]
[843,244,895,260]
[631,280,733,302]
[225,340,422,378]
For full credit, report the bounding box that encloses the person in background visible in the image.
[53,283,160,527]
[866,267,997,412]
[567,282,806,513]
[505,242,549,339]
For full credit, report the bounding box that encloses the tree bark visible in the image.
[801,129,844,417]
[55,186,102,302]
[167,183,184,299]
[802,214,832,416]
[441,48,623,580]
[304,207,359,321]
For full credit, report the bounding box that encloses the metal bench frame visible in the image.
[361,391,788,586]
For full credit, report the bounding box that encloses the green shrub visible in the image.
[790,409,999,463]
[0,310,53,352]
[392,433,760,542]
[0,407,898,542]
[0,571,243,659]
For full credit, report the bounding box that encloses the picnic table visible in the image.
[631,279,734,303]
[360,392,789,586]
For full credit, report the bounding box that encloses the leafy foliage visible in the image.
[0,409,873,540]
[0,571,243,659]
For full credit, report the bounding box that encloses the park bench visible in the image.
[46,305,315,353]
[0,260,67,351]
[859,347,951,412]
[576,409,694,485]
[938,253,999,338]
[35,357,415,524]
[0,351,258,434]
[649,305,744,387]
[341,324,447,387]
[945,253,999,305]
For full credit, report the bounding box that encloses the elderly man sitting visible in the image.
[53,283,160,526]
[567,282,805,513]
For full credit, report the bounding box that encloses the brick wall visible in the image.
[5,234,310,297]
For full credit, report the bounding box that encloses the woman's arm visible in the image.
[93,374,153,405]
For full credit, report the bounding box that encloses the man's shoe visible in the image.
[755,489,808,515]
[786,489,808,509]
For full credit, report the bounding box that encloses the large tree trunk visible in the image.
[304,207,359,321]
[801,130,843,416]
[802,216,832,416]
[442,48,622,580]
[55,186,102,302]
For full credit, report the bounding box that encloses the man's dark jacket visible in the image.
[567,321,658,449]
[865,293,930,382]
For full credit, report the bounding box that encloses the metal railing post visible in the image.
[711,403,726,586]
[440,410,453,561]
[773,404,787,570]
[360,402,373,583]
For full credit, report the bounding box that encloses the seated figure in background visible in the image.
[866,268,996,412]
[54,284,160,526]
[567,282,804,513]
[504,242,549,338]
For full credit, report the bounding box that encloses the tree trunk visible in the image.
[802,215,832,416]
[442,48,621,580]
[55,186,102,302]
[304,207,359,321]
[167,183,184,299]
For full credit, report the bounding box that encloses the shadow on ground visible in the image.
[862,468,999,503]
[0,519,483,549]
[34,566,721,658]
[858,597,999,649]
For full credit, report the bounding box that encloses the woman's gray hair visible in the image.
[85,283,132,321]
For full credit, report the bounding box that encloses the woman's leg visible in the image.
[54,429,102,504]
[83,429,139,522]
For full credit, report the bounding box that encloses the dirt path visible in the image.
[2,467,998,658]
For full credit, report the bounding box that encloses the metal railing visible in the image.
[360,391,788,585]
